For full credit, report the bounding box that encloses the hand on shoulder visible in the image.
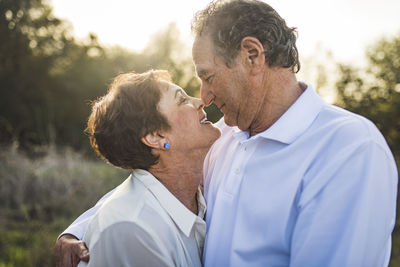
[54,234,90,267]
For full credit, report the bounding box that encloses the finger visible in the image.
[60,252,73,267]
[72,255,81,267]
[77,241,90,262]
[54,240,72,267]
[54,243,62,267]
[80,252,90,262]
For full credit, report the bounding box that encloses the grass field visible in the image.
[0,144,129,267]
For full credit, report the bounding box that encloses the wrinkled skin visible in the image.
[54,234,90,267]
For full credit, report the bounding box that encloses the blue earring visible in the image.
[163,143,170,149]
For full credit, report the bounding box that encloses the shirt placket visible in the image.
[222,138,258,196]
[194,218,206,258]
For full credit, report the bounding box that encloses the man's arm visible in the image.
[58,189,115,240]
[290,140,397,267]
[54,188,115,267]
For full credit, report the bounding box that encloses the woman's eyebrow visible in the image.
[174,88,184,99]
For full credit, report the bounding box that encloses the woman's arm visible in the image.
[81,222,176,267]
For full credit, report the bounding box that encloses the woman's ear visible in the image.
[141,132,168,150]
[240,36,266,74]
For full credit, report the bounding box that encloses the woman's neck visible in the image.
[148,149,207,214]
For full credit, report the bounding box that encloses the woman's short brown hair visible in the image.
[86,70,171,170]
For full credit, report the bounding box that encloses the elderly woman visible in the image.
[73,70,220,266]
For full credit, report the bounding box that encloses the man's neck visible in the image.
[249,70,305,136]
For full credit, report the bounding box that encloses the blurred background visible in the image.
[0,0,399,266]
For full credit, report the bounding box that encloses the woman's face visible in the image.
[158,82,221,152]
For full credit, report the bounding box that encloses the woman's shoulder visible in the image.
[84,173,178,245]
[95,176,171,228]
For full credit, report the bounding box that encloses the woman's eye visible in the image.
[179,96,188,104]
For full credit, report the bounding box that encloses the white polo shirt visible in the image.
[77,169,206,267]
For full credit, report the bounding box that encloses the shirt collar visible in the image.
[233,84,325,144]
[132,169,206,237]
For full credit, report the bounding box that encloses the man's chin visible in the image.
[223,116,235,126]
[224,116,251,132]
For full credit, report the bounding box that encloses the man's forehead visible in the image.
[192,35,213,58]
[192,36,223,77]
[192,54,209,77]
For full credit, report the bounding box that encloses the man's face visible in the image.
[192,35,256,131]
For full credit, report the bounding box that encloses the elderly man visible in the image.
[55,0,398,266]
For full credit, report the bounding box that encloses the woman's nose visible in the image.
[192,97,204,110]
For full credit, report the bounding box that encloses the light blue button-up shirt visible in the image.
[202,85,398,267]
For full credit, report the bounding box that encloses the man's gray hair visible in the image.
[191,0,300,72]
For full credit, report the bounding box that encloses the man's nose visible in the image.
[200,84,214,106]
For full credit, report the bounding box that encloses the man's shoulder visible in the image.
[313,103,384,145]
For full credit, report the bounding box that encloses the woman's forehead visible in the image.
[164,82,184,95]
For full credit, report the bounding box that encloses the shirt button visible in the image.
[234,168,240,174]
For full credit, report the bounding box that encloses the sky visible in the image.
[51,0,400,64]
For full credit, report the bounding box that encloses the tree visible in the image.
[0,0,76,149]
[0,1,221,152]
[335,34,400,162]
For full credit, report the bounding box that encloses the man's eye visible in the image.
[205,76,213,83]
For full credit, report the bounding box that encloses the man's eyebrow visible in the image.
[197,69,208,79]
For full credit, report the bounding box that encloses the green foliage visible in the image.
[0,143,129,220]
[0,220,62,267]
[0,144,129,266]
[0,0,215,153]
[335,34,400,159]
[1,0,63,146]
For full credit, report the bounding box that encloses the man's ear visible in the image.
[240,37,265,74]
[141,132,167,150]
